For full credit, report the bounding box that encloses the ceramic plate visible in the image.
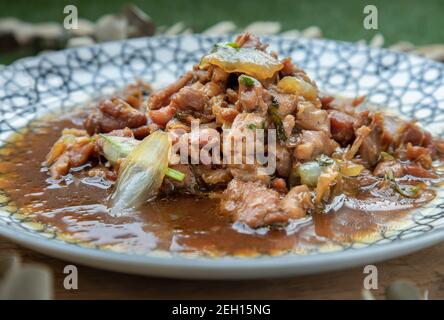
[1,35,444,279]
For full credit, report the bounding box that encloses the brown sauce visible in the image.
[0,113,438,257]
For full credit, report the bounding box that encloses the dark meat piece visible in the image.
[329,110,355,146]
[398,122,430,147]
[271,178,288,193]
[171,85,208,111]
[122,80,152,109]
[84,98,147,135]
[160,164,200,195]
[358,113,383,167]
[404,164,438,179]
[294,130,339,161]
[148,71,193,110]
[149,105,176,126]
[405,143,432,169]
[280,57,297,77]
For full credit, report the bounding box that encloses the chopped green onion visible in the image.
[211,42,240,53]
[240,75,255,87]
[165,167,185,182]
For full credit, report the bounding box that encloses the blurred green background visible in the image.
[1,0,443,64]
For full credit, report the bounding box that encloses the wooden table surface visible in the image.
[1,236,444,299]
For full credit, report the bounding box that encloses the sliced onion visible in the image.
[277,76,318,100]
[200,45,283,80]
[100,134,140,164]
[339,161,364,177]
[109,131,171,215]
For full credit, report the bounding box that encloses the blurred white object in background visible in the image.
[244,21,281,35]
[203,21,237,35]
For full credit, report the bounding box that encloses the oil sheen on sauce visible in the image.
[0,113,436,257]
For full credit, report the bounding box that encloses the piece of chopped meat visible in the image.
[404,143,432,169]
[199,167,233,186]
[213,104,239,126]
[280,57,297,77]
[398,122,429,147]
[271,178,288,193]
[106,127,134,138]
[281,185,313,219]
[229,164,271,185]
[220,179,287,228]
[84,98,147,135]
[160,164,200,195]
[359,113,384,167]
[171,85,208,111]
[275,144,292,177]
[149,105,177,126]
[212,67,229,83]
[403,164,438,179]
[295,102,330,134]
[235,32,268,51]
[221,179,311,228]
[148,71,193,110]
[226,88,238,104]
[294,130,339,161]
[237,76,268,113]
[131,126,151,139]
[47,135,95,179]
[373,160,404,177]
[203,81,224,98]
[329,110,355,146]
[122,80,152,109]
[271,91,299,117]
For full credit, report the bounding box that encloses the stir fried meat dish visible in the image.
[42,33,444,231]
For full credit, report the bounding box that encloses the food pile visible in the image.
[45,33,444,228]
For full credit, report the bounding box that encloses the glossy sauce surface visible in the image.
[0,114,437,256]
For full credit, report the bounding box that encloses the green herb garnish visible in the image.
[268,97,287,143]
[240,75,255,87]
[385,169,420,198]
[381,151,395,161]
[393,183,420,198]
[316,155,334,167]
[211,42,240,53]
[247,122,266,130]
[225,42,240,49]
